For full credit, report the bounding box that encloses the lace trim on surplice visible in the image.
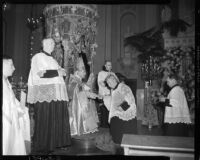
[164,117,191,124]
[27,84,68,104]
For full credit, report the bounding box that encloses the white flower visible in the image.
[91,43,98,48]
[91,51,96,57]
[88,61,92,65]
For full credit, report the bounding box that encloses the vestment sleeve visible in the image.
[121,84,136,108]
[167,87,182,108]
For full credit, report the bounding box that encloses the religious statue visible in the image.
[51,28,64,67]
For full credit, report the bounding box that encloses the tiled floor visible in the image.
[30,120,194,156]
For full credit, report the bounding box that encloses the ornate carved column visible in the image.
[43,4,98,83]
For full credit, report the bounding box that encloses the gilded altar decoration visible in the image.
[142,81,159,128]
[141,56,162,83]
[43,4,98,80]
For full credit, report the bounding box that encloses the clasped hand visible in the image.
[89,93,103,99]
[159,95,166,102]
[116,106,124,112]
[17,105,26,117]
[37,70,46,77]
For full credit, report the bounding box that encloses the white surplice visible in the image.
[164,85,191,124]
[108,83,137,123]
[3,77,28,155]
[27,52,68,104]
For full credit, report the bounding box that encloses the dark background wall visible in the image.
[3,4,45,82]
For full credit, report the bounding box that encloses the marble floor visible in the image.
[30,120,194,156]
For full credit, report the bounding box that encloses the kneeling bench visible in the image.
[121,134,194,160]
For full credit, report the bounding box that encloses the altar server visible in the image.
[3,55,27,155]
[159,72,191,136]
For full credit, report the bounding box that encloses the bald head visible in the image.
[42,38,55,54]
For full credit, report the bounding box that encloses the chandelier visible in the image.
[141,56,161,85]
[26,5,44,57]
[27,16,43,31]
[43,4,98,76]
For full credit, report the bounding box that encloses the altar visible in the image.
[121,134,194,160]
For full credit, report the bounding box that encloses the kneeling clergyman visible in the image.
[105,74,137,144]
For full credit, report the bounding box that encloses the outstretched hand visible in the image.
[58,68,66,77]
[97,95,103,99]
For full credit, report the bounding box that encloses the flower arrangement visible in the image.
[160,46,195,103]
[124,5,194,113]
[161,46,194,78]
[161,46,194,70]
[126,37,195,104]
